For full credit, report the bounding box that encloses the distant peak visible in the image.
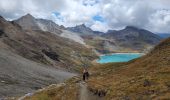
[77,24,86,27]
[22,13,34,19]
[81,24,86,27]
[26,13,32,16]
[125,26,139,30]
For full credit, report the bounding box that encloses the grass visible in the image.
[86,38,170,99]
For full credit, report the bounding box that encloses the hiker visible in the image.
[83,68,89,81]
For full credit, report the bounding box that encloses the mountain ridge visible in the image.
[67,24,95,35]
[14,14,162,54]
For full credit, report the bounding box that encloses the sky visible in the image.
[0,0,170,33]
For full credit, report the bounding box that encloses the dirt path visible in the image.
[79,81,103,100]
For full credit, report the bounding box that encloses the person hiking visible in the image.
[83,68,89,81]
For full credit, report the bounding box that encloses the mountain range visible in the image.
[103,26,162,52]
[81,26,162,53]
[14,14,86,45]
[15,14,163,54]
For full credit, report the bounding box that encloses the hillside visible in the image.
[87,37,170,99]
[0,43,76,98]
[25,38,170,100]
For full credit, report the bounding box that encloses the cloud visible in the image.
[147,9,170,33]
[91,21,111,32]
[0,0,170,33]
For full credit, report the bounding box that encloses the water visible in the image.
[97,53,143,64]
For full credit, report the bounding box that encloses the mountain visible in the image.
[14,14,62,34]
[14,14,40,30]
[14,14,86,45]
[84,26,162,53]
[0,15,97,98]
[24,37,170,99]
[105,26,162,45]
[67,24,95,35]
[157,33,170,39]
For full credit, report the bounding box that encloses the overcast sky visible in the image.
[0,0,170,33]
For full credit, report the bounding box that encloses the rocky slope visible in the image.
[60,30,86,45]
[0,45,76,98]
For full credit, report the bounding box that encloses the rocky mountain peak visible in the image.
[23,13,34,19]
[19,13,36,23]
[78,23,86,27]
[67,24,95,35]
[125,26,139,30]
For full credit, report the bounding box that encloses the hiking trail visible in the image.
[79,81,103,100]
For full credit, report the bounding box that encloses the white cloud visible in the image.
[147,9,170,33]
[91,21,111,32]
[0,0,170,33]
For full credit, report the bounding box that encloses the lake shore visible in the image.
[99,52,145,56]
[96,53,144,64]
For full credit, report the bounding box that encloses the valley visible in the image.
[25,37,170,100]
[0,13,169,100]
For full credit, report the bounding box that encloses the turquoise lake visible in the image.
[97,53,143,64]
